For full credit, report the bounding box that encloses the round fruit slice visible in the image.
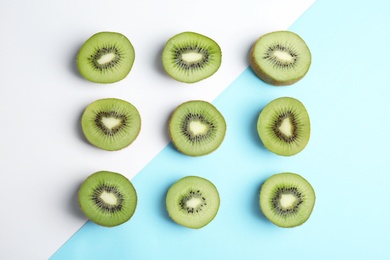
[169,100,226,156]
[259,172,315,228]
[257,97,310,156]
[78,171,137,227]
[250,31,311,86]
[81,98,141,151]
[77,32,135,83]
[162,32,222,83]
[166,176,220,229]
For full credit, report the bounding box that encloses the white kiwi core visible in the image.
[186,197,202,208]
[189,121,207,135]
[100,191,118,205]
[182,52,203,63]
[273,50,294,63]
[97,53,116,65]
[279,117,293,137]
[102,117,121,130]
[279,193,297,209]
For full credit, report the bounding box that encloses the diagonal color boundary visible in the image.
[51,0,390,258]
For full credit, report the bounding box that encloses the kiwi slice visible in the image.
[81,98,141,151]
[78,171,137,227]
[161,32,222,83]
[77,32,135,83]
[166,176,220,229]
[250,31,311,86]
[259,172,315,228]
[257,97,310,156]
[169,100,226,156]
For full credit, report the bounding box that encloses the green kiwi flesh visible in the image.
[259,172,315,228]
[78,171,137,227]
[169,100,226,156]
[162,32,222,83]
[77,32,135,83]
[250,31,311,86]
[166,176,220,229]
[81,98,141,151]
[257,97,310,156]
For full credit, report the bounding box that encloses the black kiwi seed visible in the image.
[271,187,303,216]
[92,184,124,213]
[174,46,210,70]
[94,111,127,136]
[263,44,299,69]
[181,113,215,143]
[89,46,122,71]
[272,110,298,143]
[179,190,207,213]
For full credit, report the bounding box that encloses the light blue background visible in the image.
[52,0,390,258]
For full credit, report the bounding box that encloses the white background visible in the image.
[0,0,314,258]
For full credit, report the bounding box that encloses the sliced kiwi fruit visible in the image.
[161,32,222,83]
[78,171,137,227]
[81,98,141,151]
[77,32,135,83]
[259,172,315,228]
[166,176,220,229]
[257,97,310,156]
[169,100,226,156]
[250,31,311,86]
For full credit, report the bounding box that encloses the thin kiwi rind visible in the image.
[78,171,137,227]
[257,97,310,156]
[81,98,141,151]
[169,100,226,156]
[259,172,315,228]
[166,176,220,229]
[250,31,311,86]
[162,32,222,83]
[77,32,135,84]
